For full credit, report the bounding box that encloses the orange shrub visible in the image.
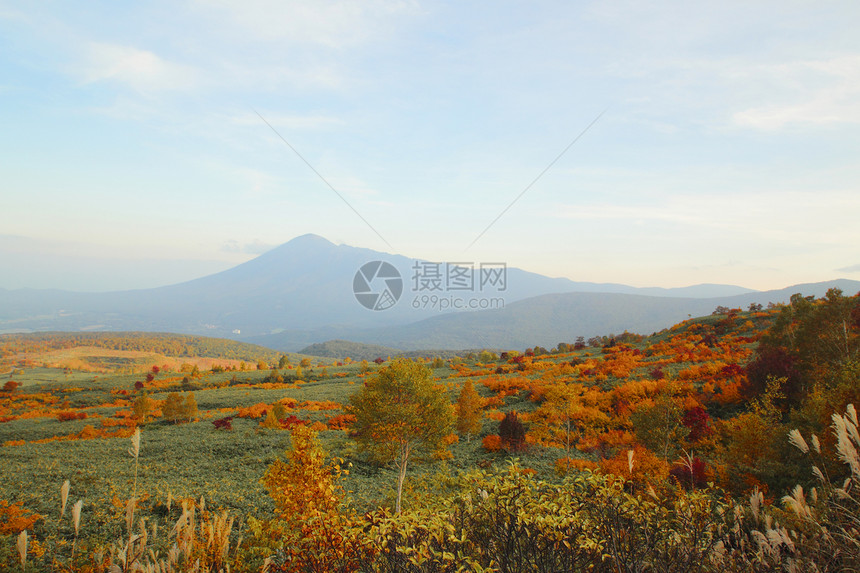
[599,444,669,488]
[326,413,356,430]
[485,410,505,421]
[56,410,87,422]
[235,403,269,418]
[0,500,42,534]
[482,434,503,452]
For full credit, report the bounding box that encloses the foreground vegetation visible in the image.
[0,290,858,571]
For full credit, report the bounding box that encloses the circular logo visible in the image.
[353,261,403,311]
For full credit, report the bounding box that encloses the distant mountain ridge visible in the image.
[249,279,860,351]
[1,234,857,351]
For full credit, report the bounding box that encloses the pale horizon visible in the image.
[2,2,860,293]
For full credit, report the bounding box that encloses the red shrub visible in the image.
[499,411,526,451]
[670,456,708,489]
[279,414,309,430]
[682,406,712,442]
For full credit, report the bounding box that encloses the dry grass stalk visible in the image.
[17,530,27,568]
[70,499,83,563]
[72,499,83,536]
[832,409,860,478]
[787,429,809,454]
[60,479,70,518]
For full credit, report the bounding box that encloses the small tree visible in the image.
[530,383,589,470]
[499,411,526,451]
[132,394,154,422]
[456,379,483,442]
[272,401,288,421]
[162,392,185,424]
[182,393,198,421]
[631,394,685,461]
[345,358,453,513]
[258,425,356,569]
[260,409,281,429]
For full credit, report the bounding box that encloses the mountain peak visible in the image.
[287,233,335,247]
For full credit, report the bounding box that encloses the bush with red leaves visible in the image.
[279,414,309,430]
[213,416,234,430]
[744,345,801,400]
[499,411,526,451]
[720,363,745,378]
[670,456,708,489]
[682,406,712,442]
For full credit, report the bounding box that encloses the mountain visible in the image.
[2,234,856,351]
[249,279,860,351]
[0,233,754,337]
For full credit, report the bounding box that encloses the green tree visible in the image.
[630,394,685,461]
[345,358,453,513]
[456,379,483,442]
[278,354,291,369]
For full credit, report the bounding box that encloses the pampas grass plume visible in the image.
[60,479,70,518]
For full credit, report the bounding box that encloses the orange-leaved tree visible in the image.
[530,382,592,472]
[346,358,453,513]
[257,425,361,571]
[456,379,484,442]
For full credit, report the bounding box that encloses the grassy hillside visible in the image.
[1,291,858,571]
[0,332,303,374]
[298,339,477,361]
[299,339,403,360]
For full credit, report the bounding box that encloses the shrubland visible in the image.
[0,289,858,571]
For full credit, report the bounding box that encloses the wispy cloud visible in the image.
[732,55,860,130]
[73,42,202,94]
[836,263,860,273]
[552,188,860,245]
[194,0,421,49]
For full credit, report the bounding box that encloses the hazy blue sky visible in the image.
[2,1,859,292]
